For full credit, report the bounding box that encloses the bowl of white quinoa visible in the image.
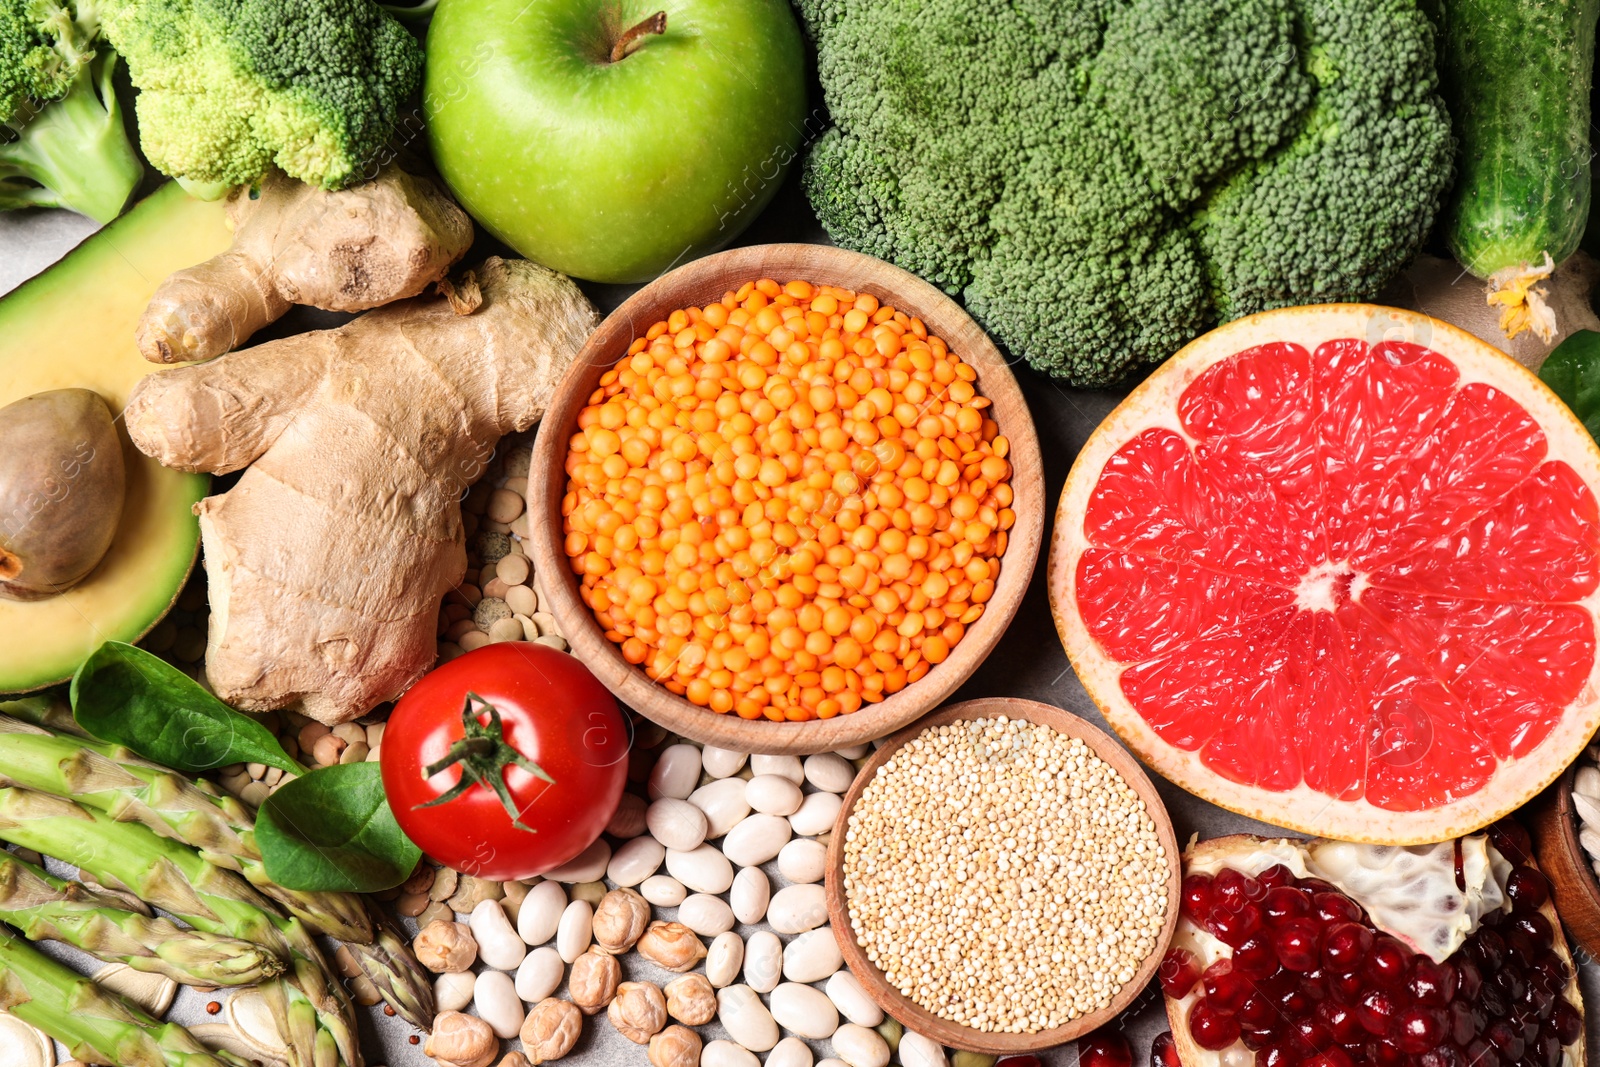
[824,697,1181,1053]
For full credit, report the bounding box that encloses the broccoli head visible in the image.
[1,0,144,223]
[796,0,1454,386]
[97,0,423,190]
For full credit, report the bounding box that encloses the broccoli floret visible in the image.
[97,0,423,190]
[1,0,143,223]
[796,0,1454,386]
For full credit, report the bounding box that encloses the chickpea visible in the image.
[413,921,477,974]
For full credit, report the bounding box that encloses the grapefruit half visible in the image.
[1051,305,1600,844]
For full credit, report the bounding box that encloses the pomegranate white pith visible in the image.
[1161,833,1584,1067]
[1050,305,1600,845]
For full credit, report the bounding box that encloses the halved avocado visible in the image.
[0,183,231,692]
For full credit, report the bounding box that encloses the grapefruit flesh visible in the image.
[1052,306,1600,844]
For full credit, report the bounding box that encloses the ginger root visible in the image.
[125,257,599,725]
[137,165,474,364]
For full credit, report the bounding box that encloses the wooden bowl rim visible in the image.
[822,696,1183,1053]
[1531,763,1600,961]
[527,244,1045,755]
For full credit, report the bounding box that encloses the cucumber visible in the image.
[1440,0,1598,278]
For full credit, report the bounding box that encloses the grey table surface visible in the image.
[4,176,1598,1067]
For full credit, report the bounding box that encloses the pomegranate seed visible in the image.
[1355,988,1397,1036]
[1189,998,1242,1051]
[1362,1039,1408,1067]
[1209,902,1264,948]
[1326,969,1364,1003]
[1257,1044,1301,1067]
[1550,998,1582,1045]
[1521,981,1557,1020]
[1316,1001,1365,1045]
[1456,959,1484,1000]
[1446,1000,1478,1046]
[1511,911,1554,950]
[1506,866,1550,912]
[1298,876,1336,894]
[1393,1005,1446,1053]
[1312,891,1362,925]
[1484,1019,1525,1061]
[1303,1051,1354,1067]
[1214,867,1264,911]
[1464,1037,1502,1067]
[1258,863,1297,890]
[1238,993,1278,1031]
[1234,934,1279,980]
[1293,1017,1333,1052]
[1158,948,1201,998]
[1149,1032,1181,1067]
[1419,1048,1467,1067]
[1276,984,1314,1019]
[1321,922,1374,975]
[1181,873,1214,922]
[1264,885,1312,926]
[1361,935,1410,990]
[1405,956,1457,1007]
[1529,951,1570,994]
[1275,919,1321,972]
[1470,927,1507,973]
[1530,1028,1564,1067]
[1075,1029,1131,1067]
[1203,958,1252,1015]
[1488,819,1533,865]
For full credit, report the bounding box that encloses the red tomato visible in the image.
[382,643,629,880]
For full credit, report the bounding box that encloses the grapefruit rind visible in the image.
[1161,834,1585,1067]
[1050,305,1600,845]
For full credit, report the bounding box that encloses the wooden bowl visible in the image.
[1530,764,1600,958]
[527,245,1045,755]
[822,697,1183,1054]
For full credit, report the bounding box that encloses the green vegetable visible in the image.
[795,0,1454,386]
[0,850,283,986]
[258,762,423,894]
[1,698,434,1031]
[0,787,359,1067]
[94,0,423,190]
[0,924,251,1067]
[71,642,304,775]
[1539,329,1600,443]
[876,1017,903,1053]
[0,0,143,221]
[1440,0,1597,279]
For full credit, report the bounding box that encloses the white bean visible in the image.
[716,984,779,1052]
[701,745,749,779]
[898,1033,946,1067]
[648,744,702,800]
[743,930,783,993]
[833,744,869,759]
[434,970,475,1013]
[824,972,883,1027]
[750,755,803,785]
[688,778,751,839]
[730,867,770,925]
[640,874,688,907]
[702,1040,760,1067]
[788,792,842,838]
[782,928,843,984]
[679,894,736,938]
[767,1037,814,1067]
[803,754,856,794]
[705,930,745,988]
[515,946,564,1003]
[473,969,525,1039]
[556,900,592,963]
[777,839,827,884]
[665,844,734,894]
[648,797,710,852]
[722,814,792,868]
[818,1061,852,1067]
[469,899,525,971]
[543,837,611,883]
[767,884,827,934]
[607,836,666,887]
[1576,791,1600,829]
[769,983,839,1040]
[832,1024,890,1067]
[517,881,567,946]
[746,775,804,817]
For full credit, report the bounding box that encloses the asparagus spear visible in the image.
[0,852,281,986]
[0,710,372,943]
[0,924,253,1067]
[0,711,435,1026]
[0,787,361,1067]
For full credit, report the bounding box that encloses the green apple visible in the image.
[425,0,809,283]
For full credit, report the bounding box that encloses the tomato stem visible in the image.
[415,692,555,833]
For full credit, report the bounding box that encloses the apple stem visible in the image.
[610,10,667,63]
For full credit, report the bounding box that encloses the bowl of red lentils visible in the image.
[526,244,1045,754]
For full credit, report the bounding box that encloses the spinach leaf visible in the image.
[1540,329,1600,444]
[70,642,303,775]
[257,762,421,893]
